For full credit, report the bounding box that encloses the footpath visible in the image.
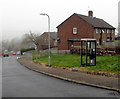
[17,58,119,92]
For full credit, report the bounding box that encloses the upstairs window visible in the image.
[73,27,77,34]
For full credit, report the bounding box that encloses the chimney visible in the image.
[88,10,93,17]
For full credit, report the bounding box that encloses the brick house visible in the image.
[37,32,57,50]
[57,11,115,51]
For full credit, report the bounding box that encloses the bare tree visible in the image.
[20,34,33,49]
[27,31,40,46]
[1,31,41,52]
[21,31,41,51]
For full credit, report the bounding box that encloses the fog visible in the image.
[118,1,120,33]
[118,1,120,23]
[0,0,119,41]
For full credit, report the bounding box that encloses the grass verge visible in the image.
[32,54,119,74]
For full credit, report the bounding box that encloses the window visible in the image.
[96,29,99,33]
[102,29,105,33]
[73,27,77,34]
[107,37,110,41]
[107,29,109,33]
[99,29,101,33]
[112,30,114,34]
[105,29,107,33]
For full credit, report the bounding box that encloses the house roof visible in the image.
[57,13,115,29]
[41,32,57,40]
[77,13,115,29]
[38,32,57,46]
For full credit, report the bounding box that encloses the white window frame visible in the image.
[73,27,77,34]
[99,29,101,33]
[102,29,105,33]
[107,29,109,33]
[96,29,99,33]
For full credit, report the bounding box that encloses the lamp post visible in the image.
[40,13,51,66]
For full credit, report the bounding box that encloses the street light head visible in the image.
[40,13,46,16]
[40,13,49,17]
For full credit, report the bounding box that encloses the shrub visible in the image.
[20,47,35,55]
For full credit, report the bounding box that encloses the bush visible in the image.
[20,47,35,55]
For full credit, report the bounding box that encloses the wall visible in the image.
[57,14,94,50]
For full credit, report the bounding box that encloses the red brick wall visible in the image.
[37,33,56,50]
[57,14,94,50]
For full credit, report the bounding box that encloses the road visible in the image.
[0,56,2,98]
[2,56,119,97]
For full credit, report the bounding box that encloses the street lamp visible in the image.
[40,13,51,66]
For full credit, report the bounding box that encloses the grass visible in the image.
[32,54,120,73]
[33,54,80,67]
[85,56,119,73]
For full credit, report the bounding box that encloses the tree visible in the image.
[27,31,40,46]
[21,31,41,51]
[2,37,22,51]
[2,40,10,50]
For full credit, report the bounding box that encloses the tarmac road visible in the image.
[2,56,119,97]
[0,56,2,98]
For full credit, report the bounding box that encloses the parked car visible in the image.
[16,51,20,55]
[3,50,9,57]
[12,52,16,55]
[0,53,2,56]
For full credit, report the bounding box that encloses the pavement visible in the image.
[17,58,120,92]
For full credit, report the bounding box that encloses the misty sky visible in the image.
[0,0,119,41]
[118,1,120,23]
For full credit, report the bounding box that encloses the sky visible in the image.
[118,1,120,23]
[0,0,119,41]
